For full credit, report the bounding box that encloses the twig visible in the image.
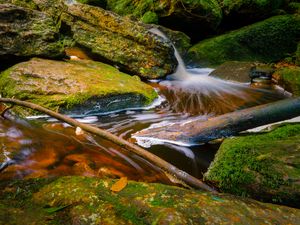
[0,98,216,193]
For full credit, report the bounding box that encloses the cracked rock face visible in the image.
[0,1,177,78]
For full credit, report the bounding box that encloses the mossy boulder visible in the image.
[187,14,300,67]
[1,176,300,224]
[0,58,157,116]
[106,0,222,37]
[273,66,300,96]
[204,124,300,208]
[0,1,177,78]
[0,4,69,60]
[218,0,286,25]
[296,42,300,66]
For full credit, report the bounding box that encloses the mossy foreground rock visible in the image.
[205,124,300,207]
[187,15,300,67]
[0,58,157,115]
[273,66,300,96]
[0,4,68,59]
[0,1,176,78]
[1,176,300,224]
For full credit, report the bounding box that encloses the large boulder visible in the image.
[187,14,300,67]
[106,0,222,39]
[0,58,157,116]
[0,4,69,60]
[217,0,286,28]
[1,176,300,224]
[204,124,300,208]
[0,1,177,78]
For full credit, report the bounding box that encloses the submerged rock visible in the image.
[0,1,177,78]
[0,58,157,116]
[204,124,300,208]
[273,65,300,96]
[187,15,300,67]
[1,176,300,224]
[0,4,69,60]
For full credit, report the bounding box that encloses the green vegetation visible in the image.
[204,124,300,207]
[274,66,300,96]
[1,176,300,224]
[0,58,158,116]
[187,15,300,67]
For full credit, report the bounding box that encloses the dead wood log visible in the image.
[134,97,300,145]
[0,98,216,192]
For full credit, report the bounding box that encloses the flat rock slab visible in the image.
[1,176,300,224]
[0,58,157,116]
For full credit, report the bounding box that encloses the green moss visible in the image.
[0,58,158,116]
[275,66,300,96]
[187,14,300,67]
[141,11,158,24]
[205,124,300,206]
[296,42,300,66]
[1,176,300,224]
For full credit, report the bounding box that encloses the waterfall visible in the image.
[149,28,286,115]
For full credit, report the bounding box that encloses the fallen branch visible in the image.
[134,97,300,144]
[0,98,216,192]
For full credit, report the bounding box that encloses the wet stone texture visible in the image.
[0,58,157,116]
[1,176,300,224]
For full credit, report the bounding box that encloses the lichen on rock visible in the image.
[1,176,300,224]
[0,58,158,116]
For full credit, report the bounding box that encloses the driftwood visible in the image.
[0,98,216,192]
[134,97,300,145]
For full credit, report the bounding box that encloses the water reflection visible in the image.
[0,117,171,184]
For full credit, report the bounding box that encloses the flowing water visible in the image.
[0,30,289,184]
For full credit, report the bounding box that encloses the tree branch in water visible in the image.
[0,97,216,193]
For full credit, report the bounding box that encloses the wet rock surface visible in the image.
[1,176,300,224]
[0,58,157,116]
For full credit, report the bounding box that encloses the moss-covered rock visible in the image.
[0,58,157,116]
[106,0,222,37]
[273,66,300,96]
[204,124,300,207]
[187,14,300,67]
[296,42,300,66]
[0,4,70,60]
[0,0,177,78]
[218,0,286,22]
[1,176,300,224]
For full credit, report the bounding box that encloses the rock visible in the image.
[273,65,300,96]
[249,64,274,79]
[0,1,177,78]
[1,176,300,224]
[209,61,256,83]
[0,58,158,116]
[0,4,69,60]
[204,124,300,208]
[187,15,300,67]
[106,0,222,39]
[217,0,286,28]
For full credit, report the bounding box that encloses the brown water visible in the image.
[0,74,288,183]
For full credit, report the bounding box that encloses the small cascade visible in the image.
[149,28,287,115]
